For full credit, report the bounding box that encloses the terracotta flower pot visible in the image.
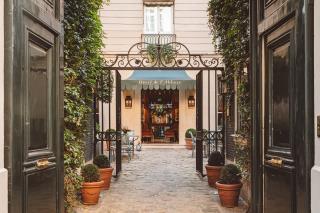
[216,181,243,208]
[99,167,114,190]
[205,165,222,187]
[185,138,193,150]
[81,181,104,205]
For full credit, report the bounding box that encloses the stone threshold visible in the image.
[142,144,186,149]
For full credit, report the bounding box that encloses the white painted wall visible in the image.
[121,89,142,138]
[175,0,215,54]
[179,89,196,144]
[99,1,220,144]
[0,1,8,212]
[202,71,217,131]
[100,0,216,54]
[311,1,320,212]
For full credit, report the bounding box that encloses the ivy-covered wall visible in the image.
[64,0,112,211]
[208,0,250,202]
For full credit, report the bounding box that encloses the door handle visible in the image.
[36,158,49,169]
[266,157,283,167]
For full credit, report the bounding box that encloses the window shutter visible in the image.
[143,0,174,6]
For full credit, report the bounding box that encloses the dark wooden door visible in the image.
[263,22,296,213]
[4,0,64,212]
[251,0,314,212]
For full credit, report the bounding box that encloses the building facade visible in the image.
[0,0,319,213]
[99,0,224,145]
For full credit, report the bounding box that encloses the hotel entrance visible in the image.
[121,70,196,145]
[96,41,224,176]
[141,89,179,144]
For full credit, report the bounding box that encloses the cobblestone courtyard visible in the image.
[76,148,247,213]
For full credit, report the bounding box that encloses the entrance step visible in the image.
[142,143,186,149]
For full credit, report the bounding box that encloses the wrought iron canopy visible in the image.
[103,42,224,70]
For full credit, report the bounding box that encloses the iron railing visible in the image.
[141,34,176,45]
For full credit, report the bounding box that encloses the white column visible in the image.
[0,1,8,212]
[202,71,217,131]
[312,1,320,212]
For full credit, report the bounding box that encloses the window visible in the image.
[144,6,173,34]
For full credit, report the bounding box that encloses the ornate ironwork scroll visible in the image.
[104,42,224,70]
[203,130,224,154]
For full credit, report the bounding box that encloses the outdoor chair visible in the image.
[109,141,116,162]
[127,131,139,155]
[121,132,133,162]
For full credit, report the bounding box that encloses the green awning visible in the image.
[122,70,195,90]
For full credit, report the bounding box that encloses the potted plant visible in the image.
[93,155,114,190]
[146,44,174,64]
[205,151,224,187]
[81,164,103,205]
[216,164,242,208]
[185,128,196,150]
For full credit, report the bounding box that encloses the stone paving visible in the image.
[75,147,248,213]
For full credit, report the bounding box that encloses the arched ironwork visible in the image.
[96,41,226,177]
[103,42,224,70]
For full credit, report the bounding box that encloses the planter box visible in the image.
[185,138,193,150]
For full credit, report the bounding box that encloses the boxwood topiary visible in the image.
[208,151,224,166]
[220,164,242,184]
[185,128,196,138]
[93,155,110,168]
[81,164,100,183]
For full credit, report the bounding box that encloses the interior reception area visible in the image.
[120,70,197,145]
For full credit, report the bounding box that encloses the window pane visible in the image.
[271,42,290,148]
[159,7,172,33]
[144,7,157,33]
[28,42,49,150]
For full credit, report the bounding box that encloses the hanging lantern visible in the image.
[125,96,132,108]
[188,96,195,108]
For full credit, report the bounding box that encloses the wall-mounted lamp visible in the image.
[188,96,195,108]
[125,96,132,108]
[219,78,228,94]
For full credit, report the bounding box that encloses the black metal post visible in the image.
[196,70,203,176]
[222,73,226,164]
[108,71,112,161]
[93,90,97,158]
[250,0,262,212]
[208,71,211,156]
[100,74,104,155]
[115,70,122,176]
[215,72,218,152]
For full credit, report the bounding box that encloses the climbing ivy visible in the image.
[208,0,250,178]
[64,0,112,211]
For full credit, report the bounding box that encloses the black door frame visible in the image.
[4,0,64,212]
[250,0,314,212]
[94,41,225,176]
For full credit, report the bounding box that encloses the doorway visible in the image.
[96,41,225,176]
[4,0,64,212]
[250,0,314,212]
[141,89,179,144]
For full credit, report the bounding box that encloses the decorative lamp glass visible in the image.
[125,96,132,108]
